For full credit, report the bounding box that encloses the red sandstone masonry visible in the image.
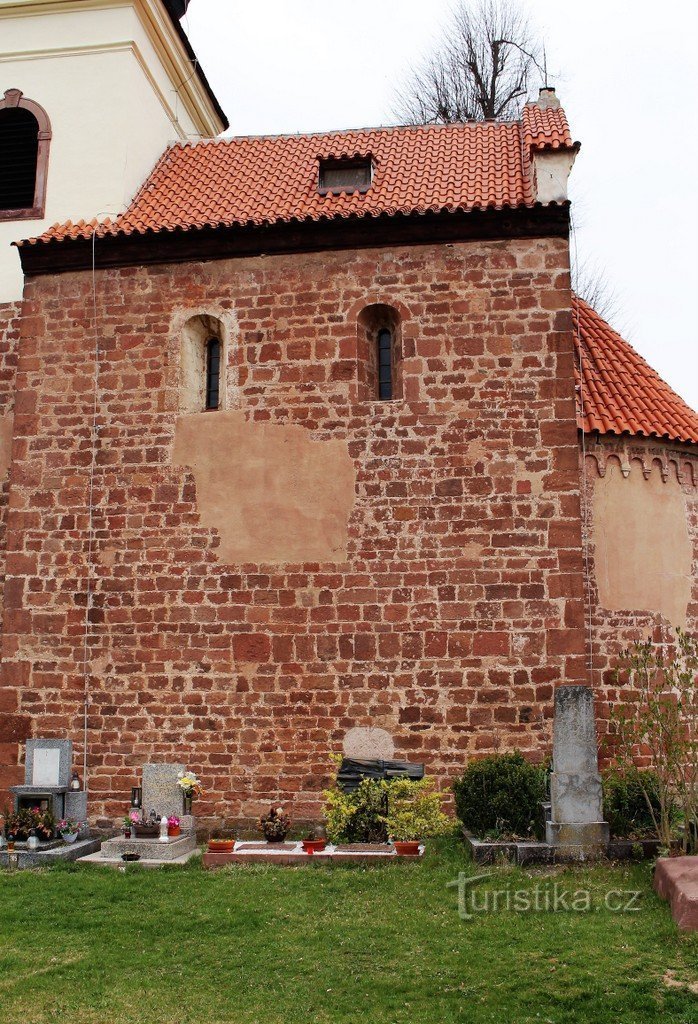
[0,301,23,796]
[0,239,587,822]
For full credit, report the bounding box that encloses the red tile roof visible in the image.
[19,103,576,247]
[574,296,698,445]
[521,103,575,151]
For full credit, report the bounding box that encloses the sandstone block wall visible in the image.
[0,301,22,798]
[0,238,586,823]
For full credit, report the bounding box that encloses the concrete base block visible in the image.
[546,821,610,860]
[99,833,197,861]
[0,835,101,868]
[82,847,200,869]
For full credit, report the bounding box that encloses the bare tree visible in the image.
[394,0,545,124]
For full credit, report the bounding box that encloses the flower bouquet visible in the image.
[177,770,203,814]
[57,818,82,843]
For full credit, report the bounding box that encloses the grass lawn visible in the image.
[1,838,697,1024]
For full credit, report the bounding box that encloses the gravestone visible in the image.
[26,739,72,788]
[546,686,609,859]
[10,739,75,823]
[141,763,186,822]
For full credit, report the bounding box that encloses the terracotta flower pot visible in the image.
[208,838,234,853]
[302,839,327,855]
[168,825,181,838]
[393,841,421,856]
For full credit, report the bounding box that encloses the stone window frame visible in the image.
[0,89,52,222]
[356,302,404,402]
[179,313,229,414]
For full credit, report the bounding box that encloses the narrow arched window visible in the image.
[0,108,38,210]
[205,337,220,410]
[377,328,393,400]
[0,90,51,220]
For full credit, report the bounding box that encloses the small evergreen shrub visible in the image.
[602,769,665,839]
[453,752,546,839]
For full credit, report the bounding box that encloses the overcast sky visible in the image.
[184,0,698,411]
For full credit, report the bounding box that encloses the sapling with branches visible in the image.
[608,629,698,853]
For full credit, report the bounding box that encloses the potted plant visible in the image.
[207,829,235,853]
[177,770,203,814]
[382,777,450,856]
[167,815,181,838]
[131,813,160,838]
[7,807,55,843]
[301,831,327,855]
[259,806,291,843]
[57,818,82,844]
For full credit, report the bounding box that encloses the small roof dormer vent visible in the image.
[318,155,373,196]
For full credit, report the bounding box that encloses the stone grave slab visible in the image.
[25,739,72,788]
[141,763,185,821]
[99,832,197,862]
[546,686,609,858]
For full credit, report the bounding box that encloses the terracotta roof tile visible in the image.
[19,104,574,247]
[574,296,698,446]
[522,103,575,151]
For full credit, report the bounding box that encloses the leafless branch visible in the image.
[394,0,545,124]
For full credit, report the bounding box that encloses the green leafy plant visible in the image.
[57,818,81,836]
[4,806,55,841]
[323,777,388,844]
[453,751,546,840]
[608,629,698,853]
[602,768,668,839]
[381,777,450,842]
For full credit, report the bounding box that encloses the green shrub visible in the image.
[381,777,451,842]
[323,777,388,844]
[602,768,666,839]
[453,751,546,840]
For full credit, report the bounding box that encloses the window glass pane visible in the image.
[206,338,220,409]
[377,329,392,400]
[0,108,39,210]
[319,160,371,193]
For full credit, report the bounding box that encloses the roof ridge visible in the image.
[173,119,527,147]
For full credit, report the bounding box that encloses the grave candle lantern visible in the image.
[130,787,142,809]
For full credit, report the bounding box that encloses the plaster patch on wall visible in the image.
[592,458,692,627]
[343,727,395,760]
[0,411,13,477]
[172,411,356,564]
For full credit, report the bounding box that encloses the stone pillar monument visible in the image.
[546,686,609,859]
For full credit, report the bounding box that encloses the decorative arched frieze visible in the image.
[584,439,698,489]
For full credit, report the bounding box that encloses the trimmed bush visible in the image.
[602,769,665,839]
[453,752,547,839]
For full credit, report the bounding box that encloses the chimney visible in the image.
[536,87,561,110]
